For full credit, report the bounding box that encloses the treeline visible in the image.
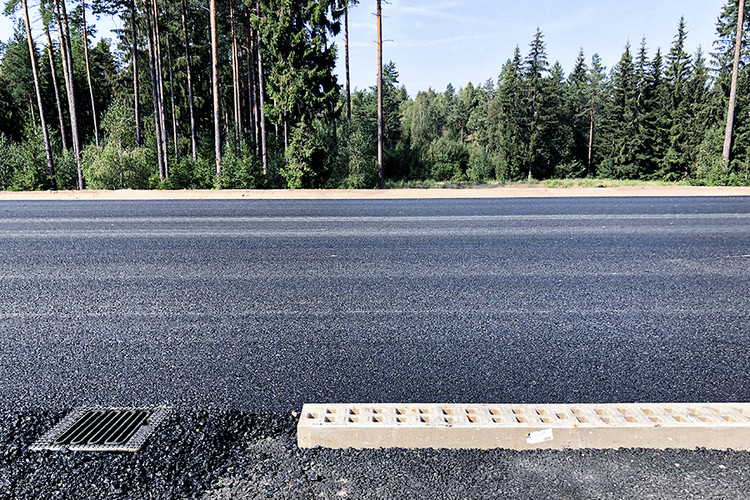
[0,0,748,190]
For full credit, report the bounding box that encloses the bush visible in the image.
[342,127,378,188]
[221,143,262,189]
[466,145,500,182]
[81,143,151,189]
[553,159,586,179]
[0,135,21,190]
[8,129,55,191]
[426,137,469,181]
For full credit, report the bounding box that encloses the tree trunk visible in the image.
[376,0,384,189]
[587,103,595,177]
[244,9,258,154]
[81,0,99,146]
[44,22,67,152]
[345,1,351,122]
[55,0,83,189]
[210,0,222,185]
[180,0,197,159]
[166,34,178,159]
[723,0,745,168]
[131,0,141,146]
[256,0,267,176]
[230,0,241,145]
[143,0,165,180]
[151,0,169,177]
[22,0,55,189]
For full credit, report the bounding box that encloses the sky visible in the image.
[0,0,728,96]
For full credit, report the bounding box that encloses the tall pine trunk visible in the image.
[587,103,595,177]
[143,0,165,180]
[376,0,384,189]
[44,22,67,152]
[151,0,169,176]
[345,1,351,121]
[81,0,99,146]
[131,0,141,145]
[256,0,267,176]
[210,0,222,184]
[166,34,178,159]
[55,0,84,189]
[244,9,259,154]
[230,1,241,145]
[22,0,55,189]
[723,0,745,167]
[180,0,197,160]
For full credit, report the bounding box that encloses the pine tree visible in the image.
[524,28,549,180]
[566,48,590,172]
[494,46,527,180]
[601,43,639,178]
[658,17,693,180]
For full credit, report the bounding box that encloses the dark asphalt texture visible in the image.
[1,196,749,498]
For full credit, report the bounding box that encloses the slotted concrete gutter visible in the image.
[298,403,750,450]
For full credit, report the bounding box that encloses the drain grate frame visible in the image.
[298,403,750,450]
[31,406,171,452]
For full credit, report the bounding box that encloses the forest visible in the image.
[0,0,749,190]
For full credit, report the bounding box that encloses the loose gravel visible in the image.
[3,409,749,499]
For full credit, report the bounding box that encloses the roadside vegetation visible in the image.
[0,0,749,190]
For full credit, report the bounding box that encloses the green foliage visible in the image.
[341,126,377,188]
[426,137,469,181]
[466,145,500,182]
[281,125,320,189]
[221,143,262,189]
[81,143,151,189]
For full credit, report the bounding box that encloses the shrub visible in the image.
[81,143,151,189]
[426,137,469,181]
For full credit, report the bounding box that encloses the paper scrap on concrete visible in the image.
[526,428,554,445]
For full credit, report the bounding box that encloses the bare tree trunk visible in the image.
[166,34,178,159]
[244,9,258,154]
[210,0,222,185]
[230,0,241,145]
[143,0,165,180]
[180,0,197,159]
[131,0,141,146]
[345,1,351,122]
[151,0,169,177]
[22,0,55,189]
[283,117,288,150]
[723,0,745,168]
[376,0,384,189]
[256,0,267,176]
[587,103,595,177]
[44,22,67,151]
[81,0,99,146]
[55,0,83,189]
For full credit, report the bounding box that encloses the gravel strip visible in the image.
[3,409,749,499]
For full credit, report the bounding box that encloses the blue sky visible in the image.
[339,0,726,94]
[1,0,727,95]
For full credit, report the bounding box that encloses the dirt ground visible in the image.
[1,185,749,200]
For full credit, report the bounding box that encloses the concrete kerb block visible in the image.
[297,403,750,450]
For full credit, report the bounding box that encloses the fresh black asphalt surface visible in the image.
[1,196,749,498]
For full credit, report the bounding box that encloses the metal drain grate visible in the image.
[31,406,171,452]
[297,403,750,450]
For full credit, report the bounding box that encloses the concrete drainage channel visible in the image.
[297,403,750,450]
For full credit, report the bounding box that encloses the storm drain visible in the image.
[297,403,750,450]
[31,406,171,452]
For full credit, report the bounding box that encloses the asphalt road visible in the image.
[1,196,749,498]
